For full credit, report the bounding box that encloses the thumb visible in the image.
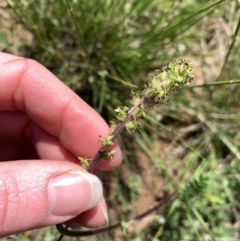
[0,160,103,237]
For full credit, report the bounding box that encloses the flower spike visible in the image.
[78,59,194,173]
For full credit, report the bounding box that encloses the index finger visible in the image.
[0,52,122,168]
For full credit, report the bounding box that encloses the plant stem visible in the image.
[87,95,148,173]
[56,190,177,237]
[187,79,240,88]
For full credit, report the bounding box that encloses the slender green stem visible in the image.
[187,79,240,88]
[65,0,86,49]
[220,14,240,77]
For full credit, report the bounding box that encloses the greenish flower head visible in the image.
[102,150,116,160]
[100,135,114,147]
[115,106,129,121]
[146,59,194,102]
[78,157,90,168]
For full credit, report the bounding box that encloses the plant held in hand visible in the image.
[56,59,194,238]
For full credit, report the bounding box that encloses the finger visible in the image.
[66,197,108,228]
[0,160,103,237]
[73,197,108,228]
[0,54,122,170]
[0,111,122,169]
[0,111,78,163]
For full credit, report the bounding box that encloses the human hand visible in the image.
[0,52,122,237]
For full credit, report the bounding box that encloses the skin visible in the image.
[0,52,122,236]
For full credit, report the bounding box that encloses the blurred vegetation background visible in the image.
[1,0,240,240]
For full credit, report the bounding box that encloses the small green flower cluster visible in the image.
[110,105,142,132]
[145,59,194,102]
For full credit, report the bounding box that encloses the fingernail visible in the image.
[99,200,109,226]
[48,171,103,216]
